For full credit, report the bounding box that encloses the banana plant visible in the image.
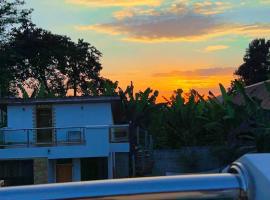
[18,82,56,99]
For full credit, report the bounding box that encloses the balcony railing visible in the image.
[0,125,129,148]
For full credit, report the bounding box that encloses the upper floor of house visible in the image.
[0,96,129,159]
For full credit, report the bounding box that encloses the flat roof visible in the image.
[0,96,121,106]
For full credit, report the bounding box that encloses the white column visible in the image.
[47,159,55,183]
[72,158,81,182]
[108,153,114,179]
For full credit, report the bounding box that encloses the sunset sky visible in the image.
[25,0,270,100]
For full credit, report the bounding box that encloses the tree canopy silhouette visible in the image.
[0,0,31,42]
[58,38,102,96]
[235,38,270,86]
[0,0,31,97]
[1,22,103,97]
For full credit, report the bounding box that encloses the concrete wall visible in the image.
[152,148,220,176]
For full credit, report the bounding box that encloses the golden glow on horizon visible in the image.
[102,67,235,102]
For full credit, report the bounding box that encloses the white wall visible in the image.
[6,102,113,129]
[5,105,34,143]
[0,102,129,160]
[7,105,34,129]
[72,158,81,182]
[54,103,113,127]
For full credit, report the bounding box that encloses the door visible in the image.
[36,105,53,144]
[56,159,73,183]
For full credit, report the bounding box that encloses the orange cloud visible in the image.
[76,20,270,43]
[65,0,162,7]
[114,8,158,20]
[193,1,232,15]
[74,0,270,43]
[153,67,235,77]
[204,45,229,52]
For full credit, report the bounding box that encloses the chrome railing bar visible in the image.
[0,124,129,132]
[0,174,244,200]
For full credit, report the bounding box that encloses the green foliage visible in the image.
[144,80,270,161]
[98,78,119,96]
[18,84,29,98]
[119,82,159,128]
[116,80,270,160]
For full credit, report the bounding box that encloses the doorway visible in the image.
[36,105,53,144]
[56,159,73,183]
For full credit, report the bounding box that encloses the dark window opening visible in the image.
[0,160,34,186]
[81,157,108,181]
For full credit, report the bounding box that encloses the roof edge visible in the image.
[0,96,121,105]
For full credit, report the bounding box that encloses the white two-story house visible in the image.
[0,96,130,186]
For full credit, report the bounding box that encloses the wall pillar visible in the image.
[72,158,81,182]
[48,159,56,183]
[108,153,114,179]
[34,158,48,184]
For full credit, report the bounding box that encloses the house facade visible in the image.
[0,96,130,186]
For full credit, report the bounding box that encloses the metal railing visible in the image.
[0,125,129,148]
[0,153,267,200]
[0,173,246,200]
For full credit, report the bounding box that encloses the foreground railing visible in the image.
[0,125,129,148]
[0,173,245,200]
[0,153,267,200]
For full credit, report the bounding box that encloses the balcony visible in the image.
[0,125,129,148]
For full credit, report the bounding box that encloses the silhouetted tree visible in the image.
[7,23,69,96]
[0,0,32,97]
[0,0,31,42]
[3,22,104,97]
[235,39,270,86]
[0,46,18,97]
[60,39,102,96]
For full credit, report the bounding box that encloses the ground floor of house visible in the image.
[0,153,129,186]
